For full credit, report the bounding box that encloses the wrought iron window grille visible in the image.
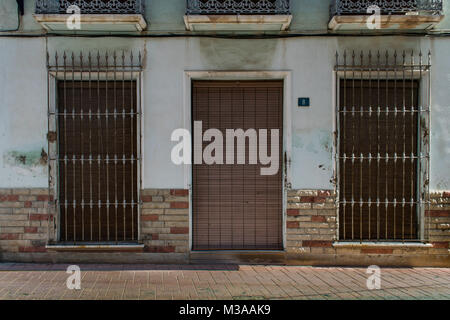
[186,0,290,15]
[331,0,443,16]
[334,50,431,243]
[35,0,145,15]
[46,50,143,244]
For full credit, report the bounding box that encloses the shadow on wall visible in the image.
[0,263,240,272]
[198,38,279,69]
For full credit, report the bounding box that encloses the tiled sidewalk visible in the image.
[0,263,448,300]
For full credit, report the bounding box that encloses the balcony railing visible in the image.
[35,0,145,14]
[331,0,443,16]
[186,0,290,15]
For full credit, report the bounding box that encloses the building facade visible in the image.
[0,0,449,266]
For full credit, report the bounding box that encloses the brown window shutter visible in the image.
[338,80,419,241]
[58,81,138,243]
[192,81,283,250]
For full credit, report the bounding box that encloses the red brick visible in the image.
[9,195,20,201]
[170,189,189,196]
[145,246,175,253]
[170,202,189,209]
[432,242,449,249]
[151,234,159,240]
[314,196,327,203]
[287,221,299,229]
[24,201,32,208]
[302,240,333,248]
[141,195,152,202]
[300,196,326,203]
[0,194,19,202]
[24,227,38,233]
[29,214,49,221]
[300,196,315,203]
[426,210,450,217]
[18,246,47,253]
[318,190,332,197]
[171,227,189,234]
[287,209,300,216]
[0,234,20,240]
[311,215,327,223]
[36,195,53,202]
[361,248,394,254]
[141,214,159,221]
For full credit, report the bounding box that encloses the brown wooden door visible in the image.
[192,81,283,250]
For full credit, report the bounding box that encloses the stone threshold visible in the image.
[189,250,286,264]
[46,243,145,252]
[333,241,433,248]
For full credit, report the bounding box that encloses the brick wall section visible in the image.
[426,191,450,253]
[286,189,450,258]
[1,187,448,265]
[0,188,53,253]
[0,188,190,255]
[286,190,337,254]
[140,189,189,254]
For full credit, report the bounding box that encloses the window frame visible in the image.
[46,51,144,244]
[333,51,431,243]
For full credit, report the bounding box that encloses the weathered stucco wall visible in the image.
[0,0,19,32]
[142,36,337,189]
[2,0,450,33]
[0,36,448,190]
[142,36,449,190]
[0,38,48,187]
[430,38,450,190]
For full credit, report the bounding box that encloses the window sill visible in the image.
[184,14,292,31]
[333,241,432,248]
[46,243,144,252]
[329,14,444,32]
[33,14,147,32]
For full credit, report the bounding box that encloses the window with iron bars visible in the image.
[47,51,143,244]
[335,50,431,242]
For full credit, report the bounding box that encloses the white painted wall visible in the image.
[430,38,450,190]
[0,38,48,187]
[143,37,337,189]
[0,36,448,190]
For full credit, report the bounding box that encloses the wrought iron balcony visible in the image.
[186,0,290,15]
[35,0,145,15]
[331,0,443,16]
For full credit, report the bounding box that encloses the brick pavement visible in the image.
[0,263,448,300]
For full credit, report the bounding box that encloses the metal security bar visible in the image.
[331,0,443,16]
[186,0,290,15]
[47,50,142,244]
[36,0,145,14]
[335,50,431,242]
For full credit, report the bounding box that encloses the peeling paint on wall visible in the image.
[291,129,334,189]
[431,103,450,190]
[3,148,48,177]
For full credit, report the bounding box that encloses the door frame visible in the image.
[183,71,292,251]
